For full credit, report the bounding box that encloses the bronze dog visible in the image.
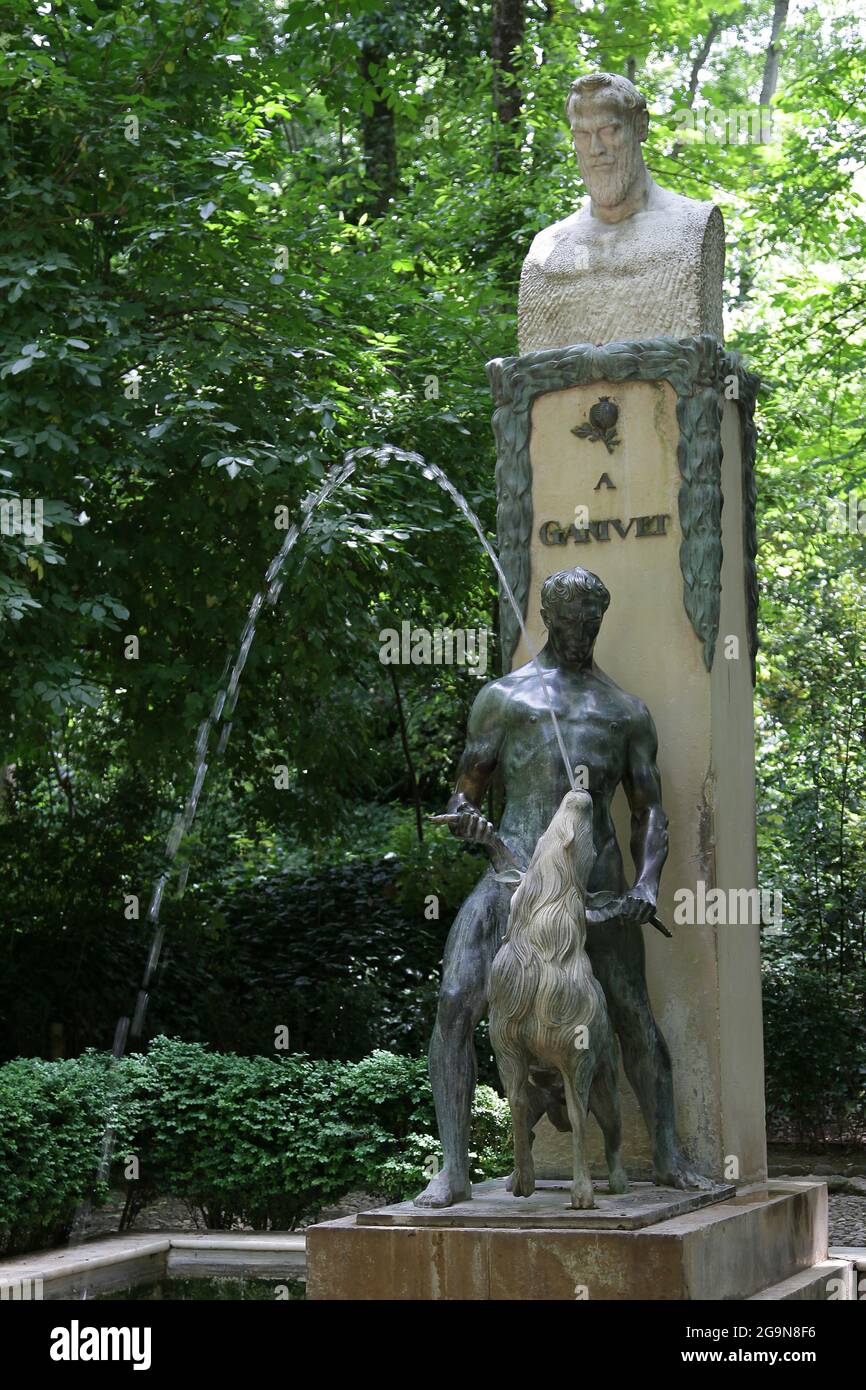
[489,790,627,1209]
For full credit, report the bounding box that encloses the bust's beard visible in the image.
[580,150,644,210]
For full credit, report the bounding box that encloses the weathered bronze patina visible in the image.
[416,565,711,1208]
[571,395,621,453]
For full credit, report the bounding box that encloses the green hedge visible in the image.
[0,832,484,1067]
[0,1052,115,1255]
[762,965,866,1145]
[0,1040,511,1254]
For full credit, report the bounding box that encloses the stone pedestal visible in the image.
[488,336,766,1186]
[306,1180,840,1301]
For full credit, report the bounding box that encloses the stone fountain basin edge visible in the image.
[0,1232,307,1300]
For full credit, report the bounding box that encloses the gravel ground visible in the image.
[70,1189,388,1242]
[70,1194,201,1242]
[828,1194,866,1247]
[768,1144,866,1247]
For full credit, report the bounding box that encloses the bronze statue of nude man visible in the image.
[416,565,710,1207]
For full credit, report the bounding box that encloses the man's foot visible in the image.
[413,1170,470,1208]
[654,1152,717,1191]
[510,1163,536,1198]
[608,1163,628,1195]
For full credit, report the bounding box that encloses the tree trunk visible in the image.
[491,0,524,170]
[671,17,722,158]
[760,0,789,108]
[736,2,788,305]
[388,667,423,843]
[686,19,721,105]
[358,41,398,217]
[50,747,75,817]
[0,763,15,819]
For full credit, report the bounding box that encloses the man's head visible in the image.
[540,567,609,668]
[564,72,648,209]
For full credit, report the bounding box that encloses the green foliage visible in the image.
[0,796,491,1062]
[762,966,866,1146]
[113,1041,361,1230]
[0,1051,113,1254]
[388,818,483,919]
[0,1041,512,1248]
[0,0,501,795]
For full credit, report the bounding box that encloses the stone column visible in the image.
[488,336,767,1184]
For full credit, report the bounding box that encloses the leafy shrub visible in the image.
[387,818,483,921]
[0,1052,114,1255]
[0,799,489,1065]
[116,1041,510,1226]
[328,1047,509,1200]
[0,1041,512,1248]
[112,1042,359,1230]
[762,964,866,1144]
[194,857,446,1059]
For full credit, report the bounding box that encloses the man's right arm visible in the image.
[444,680,505,842]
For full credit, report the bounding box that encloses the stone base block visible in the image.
[748,1259,854,1301]
[358,1178,734,1231]
[306,1180,828,1301]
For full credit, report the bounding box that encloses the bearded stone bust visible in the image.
[518,73,725,353]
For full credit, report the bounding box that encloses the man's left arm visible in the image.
[620,702,670,925]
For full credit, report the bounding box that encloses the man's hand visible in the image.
[435,808,496,845]
[619,885,657,925]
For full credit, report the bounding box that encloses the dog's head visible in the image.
[527,789,595,897]
[501,790,596,941]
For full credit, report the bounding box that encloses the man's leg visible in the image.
[587,919,714,1190]
[415,872,507,1207]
